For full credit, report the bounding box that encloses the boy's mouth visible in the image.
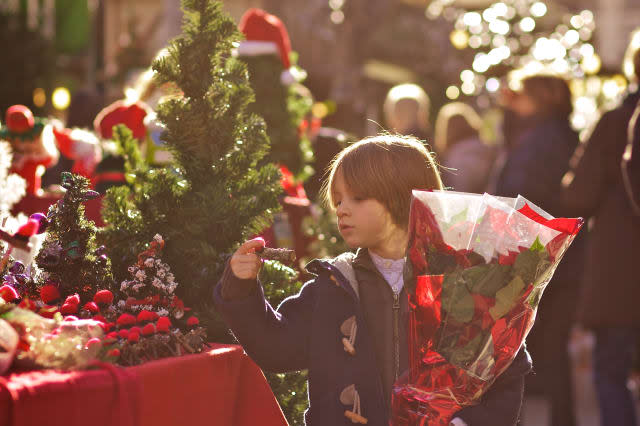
[339,224,353,232]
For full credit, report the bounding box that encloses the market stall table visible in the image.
[0,344,287,426]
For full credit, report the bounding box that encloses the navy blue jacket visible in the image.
[213,253,532,425]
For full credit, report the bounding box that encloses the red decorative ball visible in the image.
[82,302,100,313]
[142,323,156,336]
[136,310,159,323]
[63,315,79,322]
[64,294,80,306]
[156,316,171,333]
[93,289,114,305]
[186,316,200,326]
[129,326,141,335]
[118,329,129,339]
[0,285,19,302]
[107,348,121,358]
[40,284,61,305]
[128,332,140,343]
[116,313,136,327]
[60,303,78,315]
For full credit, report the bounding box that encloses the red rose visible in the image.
[136,310,158,323]
[40,284,60,304]
[82,302,100,313]
[0,285,19,302]
[186,316,199,326]
[93,289,114,305]
[142,323,156,336]
[116,313,136,327]
[64,294,80,306]
[156,316,171,333]
[128,332,140,343]
[60,302,78,315]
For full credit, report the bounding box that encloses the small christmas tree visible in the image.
[100,0,282,339]
[36,172,113,302]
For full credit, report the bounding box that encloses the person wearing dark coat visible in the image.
[214,135,532,426]
[494,75,585,426]
[562,47,640,426]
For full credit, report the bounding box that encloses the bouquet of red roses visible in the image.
[392,190,583,425]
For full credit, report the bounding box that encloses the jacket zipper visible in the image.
[393,290,400,381]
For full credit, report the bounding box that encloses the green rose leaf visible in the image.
[463,263,511,297]
[442,271,475,323]
[489,275,526,320]
[530,236,545,253]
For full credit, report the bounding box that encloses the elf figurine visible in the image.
[0,105,59,195]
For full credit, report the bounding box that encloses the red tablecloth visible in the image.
[0,344,288,426]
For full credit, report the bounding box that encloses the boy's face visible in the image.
[333,173,402,255]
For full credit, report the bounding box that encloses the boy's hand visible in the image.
[230,238,265,280]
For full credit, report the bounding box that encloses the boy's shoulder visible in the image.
[305,251,360,298]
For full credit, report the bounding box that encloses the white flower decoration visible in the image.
[144,258,155,267]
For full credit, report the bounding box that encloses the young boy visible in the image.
[213,135,532,425]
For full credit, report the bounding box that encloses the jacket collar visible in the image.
[352,248,378,273]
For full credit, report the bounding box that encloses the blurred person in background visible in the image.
[383,83,432,143]
[434,102,496,193]
[562,39,640,426]
[494,74,584,426]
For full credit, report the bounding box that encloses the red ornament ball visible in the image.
[0,285,19,302]
[142,323,156,336]
[156,316,171,333]
[93,289,114,305]
[40,284,61,304]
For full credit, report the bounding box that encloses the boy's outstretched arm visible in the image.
[452,347,533,426]
[213,239,314,373]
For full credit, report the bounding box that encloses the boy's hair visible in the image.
[322,134,443,228]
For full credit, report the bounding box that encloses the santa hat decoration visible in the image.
[12,219,40,244]
[93,100,150,141]
[0,105,45,141]
[52,126,101,178]
[236,9,306,85]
